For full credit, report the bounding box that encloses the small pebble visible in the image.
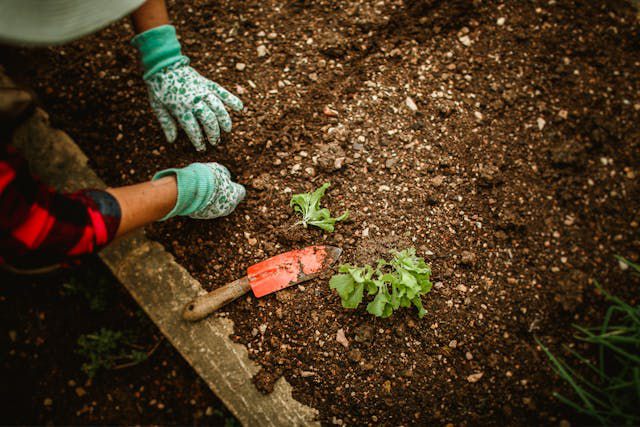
[336,328,349,348]
[460,251,477,265]
[323,106,339,117]
[619,259,629,271]
[348,348,362,362]
[467,372,484,383]
[537,117,546,130]
[405,97,418,112]
[430,175,445,186]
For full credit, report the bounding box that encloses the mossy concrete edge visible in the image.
[5,72,319,426]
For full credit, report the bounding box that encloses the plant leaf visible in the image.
[329,247,432,319]
[367,290,391,317]
[290,183,348,232]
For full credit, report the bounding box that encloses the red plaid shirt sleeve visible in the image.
[0,143,121,268]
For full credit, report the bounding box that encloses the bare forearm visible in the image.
[131,0,170,34]
[106,176,177,237]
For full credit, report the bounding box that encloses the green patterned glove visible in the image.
[132,25,243,151]
[153,163,245,220]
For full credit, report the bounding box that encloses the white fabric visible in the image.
[0,0,145,45]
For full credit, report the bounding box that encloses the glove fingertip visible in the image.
[165,127,178,143]
[205,128,221,147]
[231,99,244,111]
[191,138,206,151]
[220,121,232,133]
[186,127,206,152]
[237,184,247,202]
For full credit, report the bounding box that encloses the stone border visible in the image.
[3,71,318,427]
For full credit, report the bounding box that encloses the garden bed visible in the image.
[3,0,640,424]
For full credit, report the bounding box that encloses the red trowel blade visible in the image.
[247,245,342,298]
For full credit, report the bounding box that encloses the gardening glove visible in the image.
[131,25,243,151]
[153,163,245,220]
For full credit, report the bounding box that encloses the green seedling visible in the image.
[330,248,432,318]
[290,182,348,232]
[537,256,640,426]
[76,328,157,378]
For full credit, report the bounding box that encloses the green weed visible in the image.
[538,257,640,426]
[76,328,158,378]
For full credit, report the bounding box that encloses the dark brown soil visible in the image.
[0,258,235,425]
[3,0,640,425]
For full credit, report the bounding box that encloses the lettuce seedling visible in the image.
[329,248,432,318]
[290,182,348,232]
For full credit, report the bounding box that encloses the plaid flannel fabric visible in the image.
[0,141,120,268]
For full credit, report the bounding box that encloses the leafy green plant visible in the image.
[290,182,348,232]
[76,328,156,378]
[329,248,432,318]
[537,257,640,426]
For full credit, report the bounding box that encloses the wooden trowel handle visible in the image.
[182,276,251,321]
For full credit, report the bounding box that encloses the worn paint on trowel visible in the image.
[247,245,334,297]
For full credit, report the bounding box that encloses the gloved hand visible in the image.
[153,163,245,220]
[132,25,243,151]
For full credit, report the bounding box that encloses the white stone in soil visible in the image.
[405,96,418,112]
[537,117,546,130]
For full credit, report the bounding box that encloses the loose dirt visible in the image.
[2,0,639,424]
